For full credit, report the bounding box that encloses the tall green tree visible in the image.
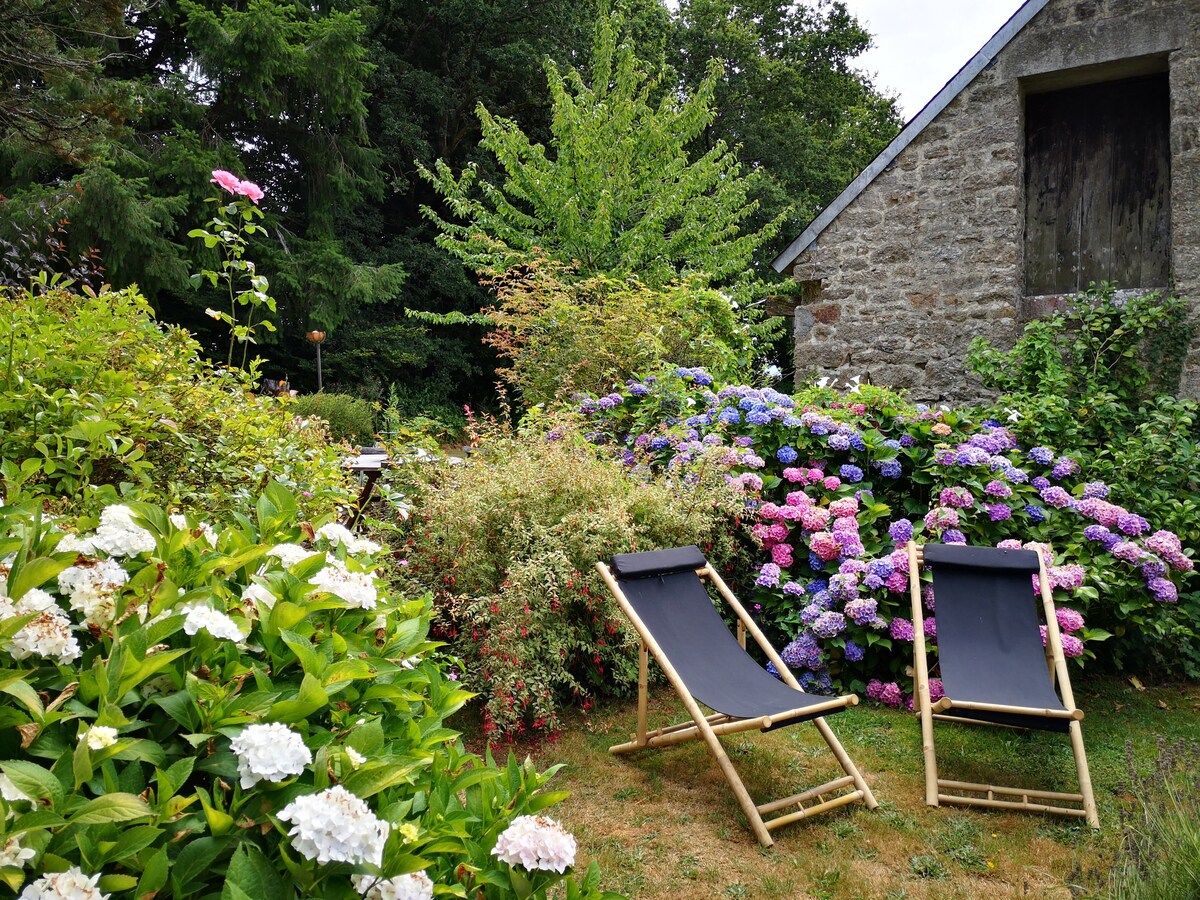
[670,0,902,262]
[419,6,784,292]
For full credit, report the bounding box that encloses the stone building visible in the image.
[771,0,1200,402]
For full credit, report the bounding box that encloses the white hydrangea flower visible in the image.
[181,604,246,642]
[240,582,277,613]
[491,815,577,874]
[91,505,156,558]
[57,533,98,555]
[79,726,119,750]
[0,590,81,665]
[169,514,219,547]
[309,558,378,610]
[0,833,36,868]
[316,522,382,556]
[58,559,129,627]
[267,543,318,568]
[18,866,109,900]
[351,872,434,900]
[277,785,389,866]
[229,723,312,789]
[345,746,366,767]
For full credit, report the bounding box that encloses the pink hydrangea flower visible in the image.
[770,543,793,567]
[1060,634,1084,658]
[785,491,812,508]
[829,497,859,518]
[782,467,806,483]
[1056,607,1085,633]
[885,570,909,593]
[759,503,784,521]
[822,476,842,491]
[928,678,945,702]
[810,531,841,561]
[1049,565,1085,591]
[879,682,904,708]
[799,506,831,531]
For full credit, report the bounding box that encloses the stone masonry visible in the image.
[780,0,1200,403]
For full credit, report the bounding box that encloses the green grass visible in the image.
[515,675,1200,899]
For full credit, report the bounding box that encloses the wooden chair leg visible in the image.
[1069,720,1100,828]
[813,717,878,809]
[695,722,775,847]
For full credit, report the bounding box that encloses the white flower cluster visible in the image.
[57,559,128,627]
[181,604,245,642]
[169,514,218,547]
[91,505,155,558]
[309,557,377,610]
[267,543,318,568]
[18,867,109,900]
[240,582,277,613]
[351,872,434,900]
[277,785,389,866]
[229,723,312,788]
[491,815,577,874]
[79,726,119,750]
[0,834,35,868]
[316,522,382,556]
[56,533,97,555]
[0,589,80,664]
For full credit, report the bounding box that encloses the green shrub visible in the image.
[402,417,743,743]
[291,392,377,446]
[0,285,350,519]
[0,486,618,898]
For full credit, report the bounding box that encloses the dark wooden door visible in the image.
[1024,73,1170,296]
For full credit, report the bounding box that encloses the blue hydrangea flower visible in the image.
[776,445,799,464]
[782,415,803,427]
[649,436,671,450]
[1025,504,1046,523]
[629,383,651,397]
[828,433,851,451]
[717,406,741,425]
[844,641,865,662]
[840,464,864,482]
[806,579,828,595]
[1028,446,1054,465]
[746,409,772,426]
[876,460,902,478]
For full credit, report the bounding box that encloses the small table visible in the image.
[341,453,393,530]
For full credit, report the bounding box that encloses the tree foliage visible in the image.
[419,7,785,290]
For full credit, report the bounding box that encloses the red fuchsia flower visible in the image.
[211,169,242,193]
[237,180,264,204]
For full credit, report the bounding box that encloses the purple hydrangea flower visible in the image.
[840,464,864,483]
[889,617,915,641]
[1139,558,1167,580]
[1148,578,1178,603]
[811,612,847,639]
[782,581,806,596]
[1055,607,1085,633]
[1051,456,1079,479]
[780,633,823,670]
[1081,481,1109,500]
[843,641,865,662]
[985,502,1013,522]
[746,409,772,426]
[1040,486,1072,508]
[629,383,651,397]
[1117,513,1150,536]
[984,480,1012,499]
[843,598,878,626]
[888,519,914,544]
[942,529,967,544]
[828,433,851,451]
[876,460,902,478]
[899,435,917,448]
[1061,634,1085,658]
[1111,542,1142,564]
[1028,447,1054,465]
[755,563,781,587]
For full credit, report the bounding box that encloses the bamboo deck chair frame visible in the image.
[907,542,1099,828]
[596,546,878,847]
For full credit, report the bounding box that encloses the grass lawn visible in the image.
[519,676,1200,898]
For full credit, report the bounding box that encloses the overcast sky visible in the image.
[841,1,1027,119]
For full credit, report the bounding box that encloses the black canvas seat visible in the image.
[908,542,1099,827]
[597,546,877,846]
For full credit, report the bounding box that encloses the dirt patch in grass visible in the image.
[504,677,1200,898]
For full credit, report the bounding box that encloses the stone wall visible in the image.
[787,0,1200,403]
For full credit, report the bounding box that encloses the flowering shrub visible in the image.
[402,417,743,743]
[0,488,618,898]
[575,368,1195,703]
[0,285,349,519]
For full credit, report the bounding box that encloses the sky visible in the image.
[841,1,1027,119]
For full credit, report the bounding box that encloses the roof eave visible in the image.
[770,0,1052,274]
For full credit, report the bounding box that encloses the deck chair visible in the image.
[596,546,878,846]
[907,542,1099,827]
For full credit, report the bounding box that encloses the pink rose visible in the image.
[211,169,242,194]
[237,180,265,204]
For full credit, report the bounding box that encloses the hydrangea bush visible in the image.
[0,486,618,899]
[577,369,1194,706]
